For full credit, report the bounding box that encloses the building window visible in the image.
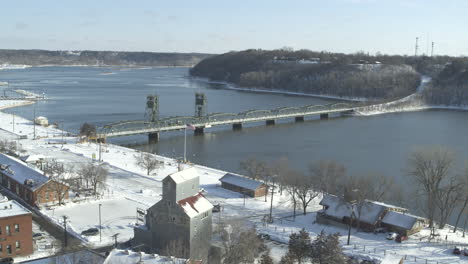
[6,245,11,255]
[14,224,19,233]
[15,241,20,249]
[202,211,209,218]
[0,244,2,252]
[0,226,2,235]
[7,180,10,189]
[16,184,19,195]
[171,217,176,222]
[45,192,49,200]
[5,225,10,235]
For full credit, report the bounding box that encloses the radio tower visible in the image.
[431,42,435,57]
[414,37,419,56]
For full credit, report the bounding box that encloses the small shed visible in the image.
[34,116,48,126]
[219,173,267,197]
[381,211,425,236]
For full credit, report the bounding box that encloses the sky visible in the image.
[1,0,467,56]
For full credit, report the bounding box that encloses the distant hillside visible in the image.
[190,49,443,100]
[0,49,213,67]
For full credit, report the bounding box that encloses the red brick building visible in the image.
[0,154,69,207]
[0,198,33,258]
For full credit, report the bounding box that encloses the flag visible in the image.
[186,124,196,130]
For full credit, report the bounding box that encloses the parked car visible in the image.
[0,257,14,264]
[453,247,461,255]
[257,233,271,240]
[395,234,408,243]
[463,249,468,256]
[386,232,398,240]
[212,204,221,213]
[33,233,44,240]
[81,228,99,236]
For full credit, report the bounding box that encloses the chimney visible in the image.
[9,204,12,209]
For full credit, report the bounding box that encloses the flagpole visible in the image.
[184,126,187,163]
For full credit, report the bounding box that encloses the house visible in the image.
[0,196,33,258]
[0,154,69,206]
[103,249,200,264]
[219,173,267,197]
[317,194,419,233]
[381,211,425,236]
[134,167,212,263]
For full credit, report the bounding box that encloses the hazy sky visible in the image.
[1,0,467,56]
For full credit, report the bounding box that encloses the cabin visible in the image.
[219,173,267,198]
[134,167,212,263]
[317,194,422,233]
[0,154,69,207]
[381,211,425,236]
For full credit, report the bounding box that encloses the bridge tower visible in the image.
[146,95,159,122]
[146,95,160,143]
[195,92,207,117]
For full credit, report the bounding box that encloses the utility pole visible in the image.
[98,141,102,162]
[347,204,356,245]
[63,216,68,248]
[99,204,102,242]
[415,37,419,57]
[12,112,15,133]
[61,121,65,148]
[33,103,36,139]
[268,179,275,223]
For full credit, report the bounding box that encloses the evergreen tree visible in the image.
[260,250,273,264]
[287,228,311,264]
[310,230,347,264]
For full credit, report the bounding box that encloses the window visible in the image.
[45,192,49,200]
[202,211,209,218]
[171,217,176,223]
[15,184,19,195]
[0,244,2,252]
[0,226,2,235]
[7,180,10,189]
[15,241,20,249]
[6,245,11,255]
[5,225,10,235]
[14,224,19,233]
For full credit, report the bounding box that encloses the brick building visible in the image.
[0,197,33,258]
[0,154,69,207]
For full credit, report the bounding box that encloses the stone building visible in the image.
[134,167,213,263]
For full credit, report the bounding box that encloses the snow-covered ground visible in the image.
[1,98,468,263]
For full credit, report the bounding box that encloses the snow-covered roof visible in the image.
[167,167,199,184]
[177,192,213,218]
[21,249,105,264]
[104,249,188,264]
[20,154,46,163]
[320,194,387,225]
[0,153,49,191]
[382,211,424,230]
[0,199,31,218]
[219,173,265,191]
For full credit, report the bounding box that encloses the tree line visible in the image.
[190,49,432,100]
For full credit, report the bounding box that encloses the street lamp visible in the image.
[347,202,356,245]
[99,204,102,242]
[268,175,277,223]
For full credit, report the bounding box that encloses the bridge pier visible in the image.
[320,113,329,120]
[194,127,204,135]
[295,116,304,122]
[232,123,242,130]
[148,132,159,143]
[266,120,275,126]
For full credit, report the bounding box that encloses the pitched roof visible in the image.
[167,167,199,184]
[382,211,423,230]
[177,192,213,218]
[0,153,49,191]
[219,173,265,191]
[104,249,188,264]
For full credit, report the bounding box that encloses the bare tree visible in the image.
[407,145,455,234]
[43,159,70,205]
[79,122,96,138]
[269,157,289,195]
[294,172,320,215]
[78,163,108,197]
[162,239,190,260]
[309,160,346,195]
[453,167,468,232]
[135,152,162,176]
[283,169,302,219]
[240,157,267,180]
[221,220,265,264]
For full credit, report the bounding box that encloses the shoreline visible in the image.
[0,64,193,70]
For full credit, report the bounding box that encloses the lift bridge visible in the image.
[97,94,367,143]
